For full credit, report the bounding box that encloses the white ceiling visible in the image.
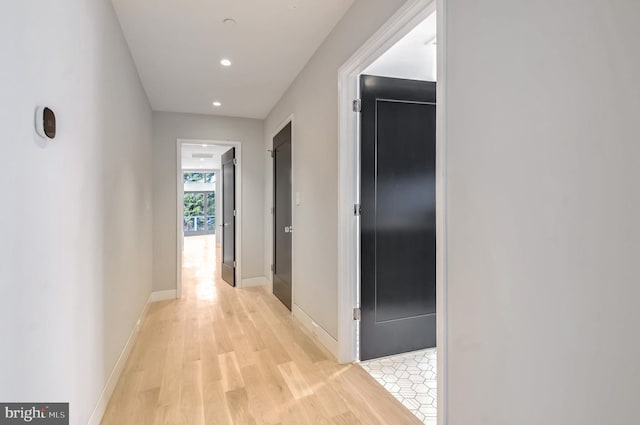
[181,143,231,170]
[111,0,355,119]
[364,13,437,82]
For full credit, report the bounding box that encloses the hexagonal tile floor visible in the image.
[360,348,437,424]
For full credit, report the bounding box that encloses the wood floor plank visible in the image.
[231,332,257,369]
[133,388,160,425]
[213,319,235,354]
[331,411,364,425]
[225,388,257,425]
[250,314,291,365]
[219,351,245,393]
[239,316,267,352]
[101,369,144,424]
[199,321,222,383]
[298,394,333,425]
[179,360,205,425]
[337,365,423,425]
[203,380,233,425]
[183,317,202,362]
[277,361,313,400]
[239,364,276,425]
[254,349,295,424]
[101,235,424,425]
[157,320,184,406]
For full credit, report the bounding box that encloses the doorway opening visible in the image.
[338,1,444,424]
[176,140,242,297]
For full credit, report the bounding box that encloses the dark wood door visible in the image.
[273,123,292,310]
[360,75,437,360]
[221,148,236,287]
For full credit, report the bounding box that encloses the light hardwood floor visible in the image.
[101,235,421,425]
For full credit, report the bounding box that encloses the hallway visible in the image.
[101,235,421,424]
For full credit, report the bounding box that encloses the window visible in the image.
[183,172,216,236]
[183,172,215,184]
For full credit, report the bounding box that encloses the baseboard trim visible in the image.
[150,289,177,302]
[241,276,270,288]
[292,304,339,360]
[86,294,151,425]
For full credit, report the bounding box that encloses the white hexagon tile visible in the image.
[360,348,437,424]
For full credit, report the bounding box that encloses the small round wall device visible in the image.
[35,106,56,140]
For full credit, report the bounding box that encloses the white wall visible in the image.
[0,1,152,424]
[153,112,265,291]
[364,12,437,81]
[443,1,640,424]
[264,0,408,340]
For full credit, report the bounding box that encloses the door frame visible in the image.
[269,115,295,306]
[337,0,447,422]
[176,139,243,297]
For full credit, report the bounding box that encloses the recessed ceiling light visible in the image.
[223,18,237,25]
[220,59,232,67]
[201,144,208,147]
[200,158,204,161]
[212,101,222,107]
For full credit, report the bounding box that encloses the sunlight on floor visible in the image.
[183,234,219,301]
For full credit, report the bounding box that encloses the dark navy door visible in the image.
[221,148,236,287]
[273,123,293,310]
[360,75,437,360]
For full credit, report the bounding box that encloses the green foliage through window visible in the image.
[184,172,215,184]
[184,193,205,217]
[183,191,216,234]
